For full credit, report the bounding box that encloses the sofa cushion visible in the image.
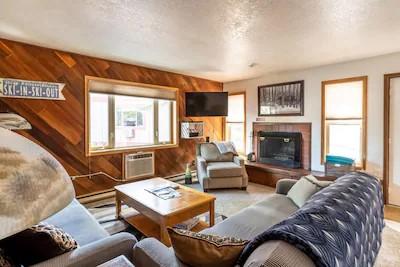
[201,194,298,240]
[200,143,234,162]
[44,199,109,246]
[168,227,248,267]
[207,162,242,178]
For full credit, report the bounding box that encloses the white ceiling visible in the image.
[1,0,400,82]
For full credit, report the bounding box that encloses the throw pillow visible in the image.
[167,227,248,267]
[287,177,318,207]
[287,176,321,208]
[0,248,16,267]
[0,222,78,266]
[303,174,334,187]
[287,175,332,208]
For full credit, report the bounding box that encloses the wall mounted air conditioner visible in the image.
[124,152,155,180]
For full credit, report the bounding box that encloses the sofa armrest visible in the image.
[133,238,181,267]
[275,179,298,195]
[233,156,245,166]
[32,232,137,267]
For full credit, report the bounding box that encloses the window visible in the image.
[86,77,177,155]
[321,76,367,168]
[225,92,246,154]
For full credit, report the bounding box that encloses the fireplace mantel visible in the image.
[252,122,312,170]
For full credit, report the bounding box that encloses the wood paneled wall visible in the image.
[0,39,223,196]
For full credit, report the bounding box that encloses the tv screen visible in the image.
[185,92,228,116]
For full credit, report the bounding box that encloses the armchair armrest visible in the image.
[196,155,207,167]
[32,232,137,267]
[133,238,180,267]
[196,156,207,175]
[275,179,298,195]
[233,156,245,166]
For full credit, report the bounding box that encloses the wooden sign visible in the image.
[0,78,65,100]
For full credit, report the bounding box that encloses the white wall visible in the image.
[224,52,400,177]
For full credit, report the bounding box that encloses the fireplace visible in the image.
[257,131,302,168]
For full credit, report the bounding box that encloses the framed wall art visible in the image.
[258,80,304,116]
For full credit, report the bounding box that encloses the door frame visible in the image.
[383,73,400,204]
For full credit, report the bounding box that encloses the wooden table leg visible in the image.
[115,192,122,219]
[209,201,215,227]
[159,222,170,246]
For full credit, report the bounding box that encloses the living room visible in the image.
[0,1,399,267]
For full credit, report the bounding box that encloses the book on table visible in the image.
[145,184,181,200]
[174,217,200,230]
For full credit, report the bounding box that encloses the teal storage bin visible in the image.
[325,155,356,177]
[325,155,355,165]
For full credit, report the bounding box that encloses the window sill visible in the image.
[87,143,179,156]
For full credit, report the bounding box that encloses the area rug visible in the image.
[184,182,275,217]
[85,181,400,266]
[85,190,227,236]
[376,220,400,266]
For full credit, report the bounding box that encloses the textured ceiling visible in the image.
[1,0,400,82]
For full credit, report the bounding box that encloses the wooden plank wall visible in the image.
[0,39,223,196]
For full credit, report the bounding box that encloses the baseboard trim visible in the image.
[78,189,115,204]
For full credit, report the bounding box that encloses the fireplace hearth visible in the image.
[257,131,302,168]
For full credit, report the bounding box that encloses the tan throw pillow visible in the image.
[0,222,78,266]
[303,174,333,187]
[287,177,319,208]
[167,227,248,267]
[287,175,332,208]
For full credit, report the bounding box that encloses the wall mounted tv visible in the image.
[185,92,228,117]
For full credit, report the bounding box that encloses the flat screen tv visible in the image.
[185,92,228,116]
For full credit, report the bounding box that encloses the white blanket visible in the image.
[212,141,238,155]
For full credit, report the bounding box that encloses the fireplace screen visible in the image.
[258,132,302,168]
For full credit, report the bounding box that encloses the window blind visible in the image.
[227,94,245,122]
[325,81,363,119]
[88,79,177,101]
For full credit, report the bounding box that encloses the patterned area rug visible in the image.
[85,181,400,266]
[86,200,226,237]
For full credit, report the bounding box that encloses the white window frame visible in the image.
[224,92,246,155]
[85,76,178,156]
[321,76,367,169]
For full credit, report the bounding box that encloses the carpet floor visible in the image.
[85,181,400,266]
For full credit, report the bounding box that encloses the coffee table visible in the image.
[115,178,216,246]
